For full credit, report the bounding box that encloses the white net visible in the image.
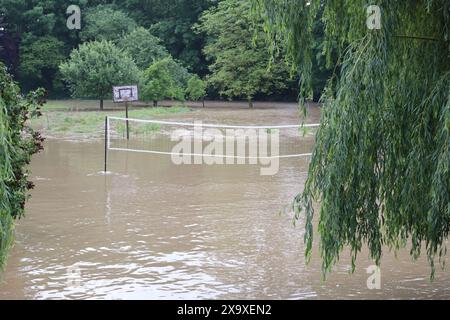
[106,116,320,161]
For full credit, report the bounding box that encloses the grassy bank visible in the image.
[31,101,191,139]
[41,99,145,111]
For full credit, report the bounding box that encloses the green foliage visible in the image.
[0,0,87,44]
[118,0,213,74]
[256,0,450,277]
[1,0,299,101]
[141,58,184,105]
[59,40,141,109]
[186,75,206,101]
[165,58,192,90]
[80,5,137,42]
[197,0,293,107]
[18,35,66,92]
[311,11,335,102]
[1,1,57,36]
[118,27,170,70]
[0,63,44,270]
[0,0,88,90]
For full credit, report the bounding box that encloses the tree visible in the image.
[256,0,450,277]
[80,5,137,42]
[197,0,293,108]
[0,1,57,36]
[118,27,170,70]
[186,75,207,107]
[18,35,66,92]
[0,63,44,270]
[59,40,141,110]
[141,58,183,106]
[165,58,192,90]
[0,0,87,77]
[118,0,213,74]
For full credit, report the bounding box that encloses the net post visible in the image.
[104,116,108,173]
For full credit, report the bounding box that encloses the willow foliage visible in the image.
[0,64,44,271]
[254,0,450,277]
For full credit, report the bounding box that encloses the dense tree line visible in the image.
[0,0,206,96]
[0,0,331,103]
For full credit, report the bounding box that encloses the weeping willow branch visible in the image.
[393,35,450,42]
[255,0,450,278]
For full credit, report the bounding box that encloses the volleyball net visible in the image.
[104,116,320,171]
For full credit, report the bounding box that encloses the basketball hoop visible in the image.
[113,85,139,141]
[113,85,139,103]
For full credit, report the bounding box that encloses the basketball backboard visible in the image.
[113,85,139,103]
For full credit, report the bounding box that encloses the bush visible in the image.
[0,64,44,270]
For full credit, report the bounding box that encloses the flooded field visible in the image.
[0,105,449,299]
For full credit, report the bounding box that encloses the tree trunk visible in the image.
[202,98,205,108]
[100,99,104,111]
[248,98,253,109]
[153,100,158,107]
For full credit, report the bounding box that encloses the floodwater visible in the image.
[0,105,449,300]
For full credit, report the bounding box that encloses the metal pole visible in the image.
[104,116,108,173]
[126,101,130,140]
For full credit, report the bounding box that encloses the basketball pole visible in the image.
[125,101,130,140]
[104,116,108,173]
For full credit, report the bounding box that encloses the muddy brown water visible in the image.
[0,106,449,299]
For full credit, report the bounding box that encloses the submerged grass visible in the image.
[31,104,191,138]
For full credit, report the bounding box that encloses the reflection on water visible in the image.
[0,106,449,299]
